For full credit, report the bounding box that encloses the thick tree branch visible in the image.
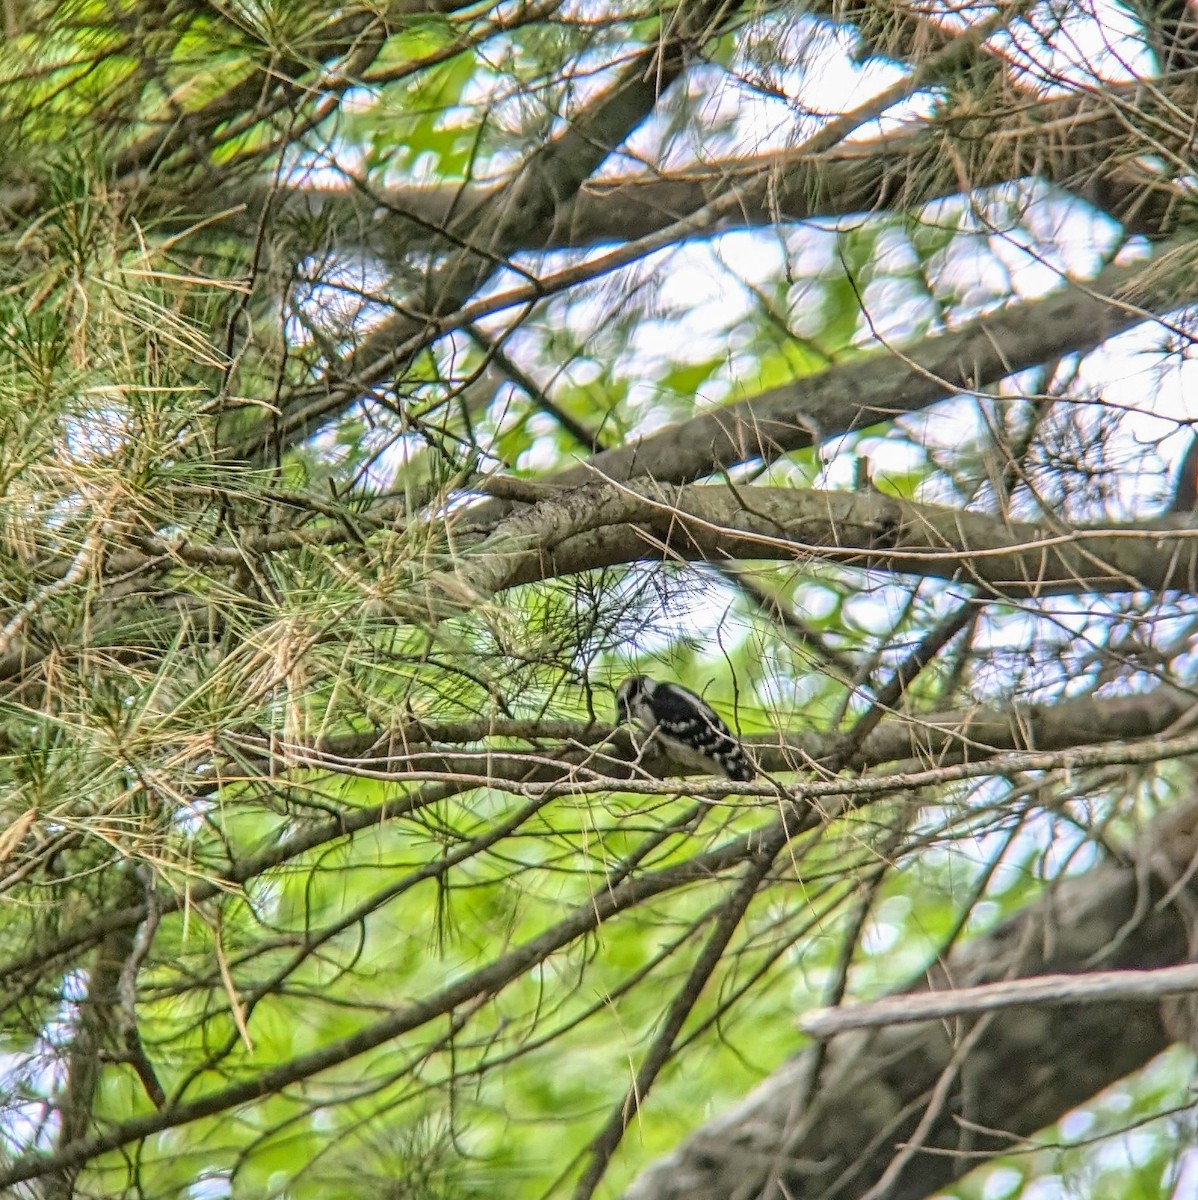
[280,683,1196,774]
[246,73,1195,261]
[19,248,1184,611]
[620,801,1198,1200]
[458,244,1198,524]
[464,480,1198,601]
[12,485,1198,719]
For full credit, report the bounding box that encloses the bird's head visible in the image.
[615,675,653,723]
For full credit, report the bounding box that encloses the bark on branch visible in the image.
[802,963,1198,1036]
[466,480,1198,601]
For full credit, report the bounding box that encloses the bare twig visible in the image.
[802,963,1198,1037]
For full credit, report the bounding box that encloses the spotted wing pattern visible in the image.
[645,681,755,782]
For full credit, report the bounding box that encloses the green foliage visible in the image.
[0,2,1192,1199]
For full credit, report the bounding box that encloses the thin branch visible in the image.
[802,962,1198,1037]
[572,853,779,1200]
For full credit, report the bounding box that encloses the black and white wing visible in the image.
[647,681,755,782]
